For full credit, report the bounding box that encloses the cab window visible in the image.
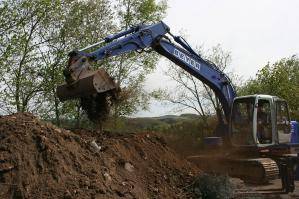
[231,98,255,145]
[256,100,272,144]
[276,101,291,143]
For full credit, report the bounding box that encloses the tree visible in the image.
[75,0,166,127]
[0,0,62,114]
[38,0,115,126]
[239,55,299,120]
[0,0,114,120]
[76,0,167,127]
[160,44,236,135]
[0,0,167,128]
[99,0,167,127]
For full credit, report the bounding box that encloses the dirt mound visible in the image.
[0,113,199,199]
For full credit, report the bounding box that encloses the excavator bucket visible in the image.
[56,68,118,101]
[56,50,119,101]
[56,51,120,122]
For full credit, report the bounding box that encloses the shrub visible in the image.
[187,174,234,199]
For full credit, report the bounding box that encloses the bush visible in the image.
[187,174,234,199]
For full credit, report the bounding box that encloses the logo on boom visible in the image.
[173,49,201,71]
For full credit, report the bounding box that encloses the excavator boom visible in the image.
[57,21,235,125]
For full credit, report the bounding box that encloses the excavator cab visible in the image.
[189,95,298,193]
[230,95,292,147]
[229,95,299,193]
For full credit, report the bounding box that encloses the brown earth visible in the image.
[0,113,199,199]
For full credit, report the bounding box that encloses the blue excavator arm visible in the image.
[63,21,236,121]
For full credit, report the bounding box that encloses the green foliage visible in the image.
[116,0,167,27]
[187,174,234,199]
[239,55,299,120]
[39,0,115,125]
[105,0,167,118]
[0,0,167,126]
[0,0,115,123]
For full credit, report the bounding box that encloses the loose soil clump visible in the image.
[0,113,199,199]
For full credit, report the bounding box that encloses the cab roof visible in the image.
[235,94,284,101]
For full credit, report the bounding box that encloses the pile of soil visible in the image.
[0,113,199,199]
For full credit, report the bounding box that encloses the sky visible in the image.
[135,0,299,117]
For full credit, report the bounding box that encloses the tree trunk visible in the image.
[95,121,103,133]
[15,81,21,112]
[54,95,60,126]
[75,104,81,129]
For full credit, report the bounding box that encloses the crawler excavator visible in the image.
[56,21,299,193]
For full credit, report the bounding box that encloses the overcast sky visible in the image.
[135,0,299,117]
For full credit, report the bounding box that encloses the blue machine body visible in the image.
[291,121,299,143]
[291,121,299,180]
[66,22,299,190]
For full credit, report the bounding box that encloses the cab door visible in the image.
[254,98,274,146]
[230,97,255,146]
[275,100,291,144]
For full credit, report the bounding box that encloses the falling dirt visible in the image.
[80,92,114,123]
[0,113,199,199]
